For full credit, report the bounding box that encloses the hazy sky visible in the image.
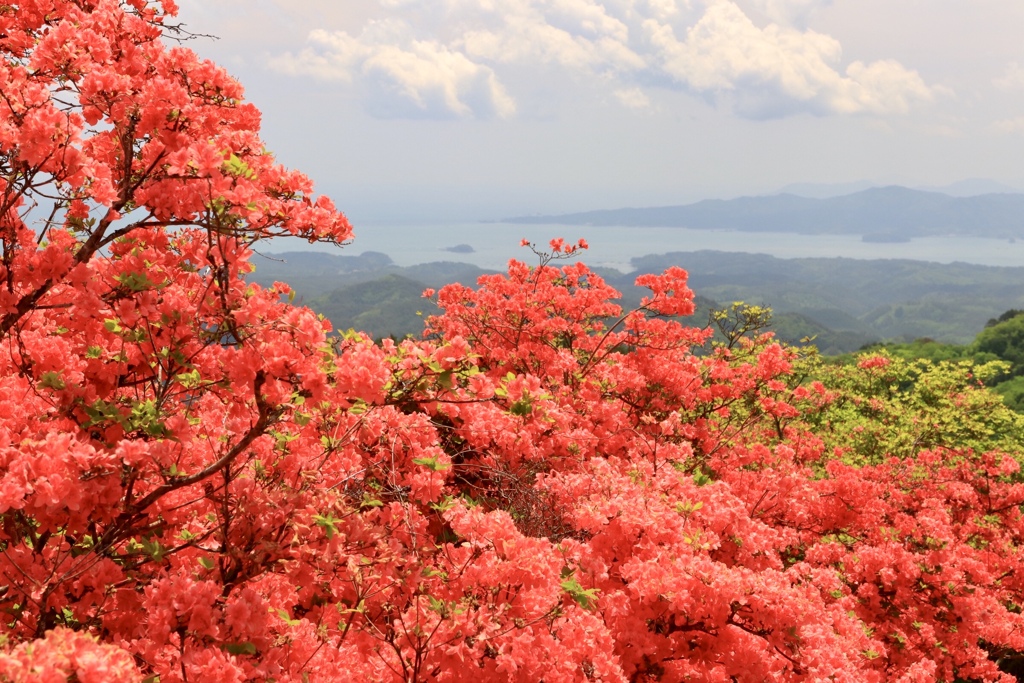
[175,0,1024,223]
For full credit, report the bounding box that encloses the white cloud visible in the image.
[269,0,935,121]
[363,41,517,118]
[272,23,515,119]
[992,116,1024,134]
[839,59,935,115]
[456,0,643,73]
[644,0,685,20]
[614,86,652,108]
[643,2,933,118]
[272,29,364,82]
[461,17,644,72]
[994,62,1024,91]
[747,0,833,27]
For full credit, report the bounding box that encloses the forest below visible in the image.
[251,248,1024,353]
[251,248,1024,412]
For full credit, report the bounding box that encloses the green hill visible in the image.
[310,274,436,340]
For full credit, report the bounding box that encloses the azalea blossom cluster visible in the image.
[1,2,1024,682]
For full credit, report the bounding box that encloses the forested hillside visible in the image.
[851,309,1024,411]
[251,249,1024,350]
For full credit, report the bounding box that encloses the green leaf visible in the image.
[430,495,456,512]
[175,369,202,389]
[561,576,599,610]
[509,398,533,416]
[84,399,129,430]
[412,456,451,472]
[273,430,299,451]
[675,500,703,515]
[38,371,65,391]
[115,271,160,292]
[129,399,169,437]
[314,512,341,539]
[276,608,301,626]
[223,641,258,656]
[198,557,215,570]
[222,153,256,179]
[139,538,167,563]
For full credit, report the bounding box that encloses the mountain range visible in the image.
[503,186,1024,241]
[777,178,1020,199]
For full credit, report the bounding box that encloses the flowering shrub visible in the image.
[1,2,1024,681]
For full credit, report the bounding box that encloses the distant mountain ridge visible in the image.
[779,178,1020,199]
[502,186,1024,240]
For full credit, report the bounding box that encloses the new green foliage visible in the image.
[801,353,1023,465]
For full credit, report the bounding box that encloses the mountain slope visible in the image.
[503,187,1024,239]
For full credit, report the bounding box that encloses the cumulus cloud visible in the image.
[363,41,516,119]
[643,2,933,118]
[614,86,652,108]
[461,16,644,73]
[450,0,645,74]
[746,0,834,27]
[272,29,362,83]
[270,0,936,121]
[272,24,516,119]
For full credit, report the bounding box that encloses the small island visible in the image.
[443,243,475,254]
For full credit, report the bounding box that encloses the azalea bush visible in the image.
[2,2,1024,681]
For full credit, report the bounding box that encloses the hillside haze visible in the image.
[504,186,1024,241]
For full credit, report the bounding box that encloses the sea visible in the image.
[269,222,1024,272]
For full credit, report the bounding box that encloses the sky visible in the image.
[174,0,1024,224]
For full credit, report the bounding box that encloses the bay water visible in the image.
[271,222,1024,272]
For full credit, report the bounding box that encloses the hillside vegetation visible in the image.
[851,309,1024,411]
[251,249,1024,351]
